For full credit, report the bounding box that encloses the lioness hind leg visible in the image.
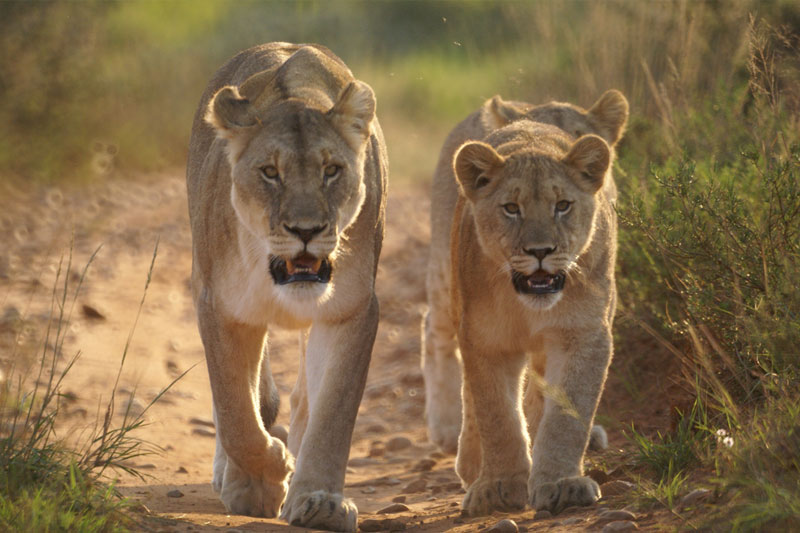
[281,296,378,533]
[421,299,462,453]
[198,304,292,518]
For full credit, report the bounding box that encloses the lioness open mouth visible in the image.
[511,269,566,295]
[269,253,332,285]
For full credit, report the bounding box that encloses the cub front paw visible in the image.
[280,490,357,532]
[530,476,600,514]
[219,458,290,518]
[462,472,528,516]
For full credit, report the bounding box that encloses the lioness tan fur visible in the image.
[422,91,628,515]
[186,42,387,532]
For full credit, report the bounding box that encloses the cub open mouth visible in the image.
[269,253,332,285]
[511,269,566,295]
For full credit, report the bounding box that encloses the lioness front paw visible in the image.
[530,476,600,514]
[462,472,528,516]
[219,459,289,518]
[280,490,357,532]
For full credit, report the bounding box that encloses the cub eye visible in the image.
[323,164,341,181]
[502,203,521,216]
[260,165,280,183]
[555,200,572,213]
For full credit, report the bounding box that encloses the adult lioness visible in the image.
[422,91,628,515]
[186,43,387,532]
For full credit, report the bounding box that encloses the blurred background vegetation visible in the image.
[1,1,800,530]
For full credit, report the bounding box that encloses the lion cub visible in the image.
[423,91,628,515]
[187,43,387,531]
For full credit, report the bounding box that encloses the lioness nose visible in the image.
[525,246,556,260]
[285,224,327,244]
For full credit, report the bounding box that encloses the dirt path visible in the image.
[0,174,669,532]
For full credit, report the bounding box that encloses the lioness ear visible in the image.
[563,135,610,193]
[588,89,629,145]
[454,141,505,201]
[328,81,376,149]
[205,86,258,139]
[482,95,526,130]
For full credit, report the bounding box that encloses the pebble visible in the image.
[189,417,215,428]
[598,509,637,522]
[368,443,386,457]
[385,436,412,452]
[361,486,376,494]
[269,424,289,445]
[166,489,184,498]
[600,480,635,497]
[391,495,407,504]
[401,478,427,493]
[680,488,711,509]
[601,521,639,532]
[562,517,584,525]
[359,518,405,531]
[378,503,410,514]
[81,303,106,320]
[412,458,437,472]
[191,427,216,437]
[533,510,552,520]
[486,518,518,533]
[176,466,188,474]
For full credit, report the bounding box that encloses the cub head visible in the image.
[483,89,629,146]
[206,68,376,304]
[454,124,611,310]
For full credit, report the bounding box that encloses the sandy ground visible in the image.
[0,174,678,532]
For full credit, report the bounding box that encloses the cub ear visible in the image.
[483,95,526,130]
[563,134,610,193]
[205,86,258,139]
[453,141,506,201]
[588,89,629,145]
[327,81,376,149]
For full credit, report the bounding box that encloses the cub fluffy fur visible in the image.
[423,91,628,515]
[187,43,387,532]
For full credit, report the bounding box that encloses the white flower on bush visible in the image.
[715,428,734,448]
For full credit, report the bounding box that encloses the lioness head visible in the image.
[454,123,612,310]
[483,89,629,146]
[206,65,376,304]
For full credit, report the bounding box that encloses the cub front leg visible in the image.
[529,328,612,514]
[198,303,293,518]
[280,295,378,532]
[458,342,531,516]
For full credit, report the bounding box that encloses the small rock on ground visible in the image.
[486,518,518,533]
[602,521,639,532]
[598,509,637,522]
[191,427,215,437]
[378,503,410,514]
[391,495,407,503]
[189,417,215,428]
[401,478,427,493]
[533,510,552,520]
[359,518,405,531]
[412,458,436,472]
[385,436,412,452]
[166,489,184,498]
[680,488,711,509]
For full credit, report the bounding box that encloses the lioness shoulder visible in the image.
[187,42,386,532]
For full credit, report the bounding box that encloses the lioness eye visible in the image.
[323,164,341,181]
[260,165,280,182]
[555,200,572,213]
[503,203,520,216]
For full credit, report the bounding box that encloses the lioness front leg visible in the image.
[458,344,531,516]
[198,303,292,518]
[280,295,378,532]
[529,329,611,514]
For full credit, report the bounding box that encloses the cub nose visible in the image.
[284,224,327,244]
[524,246,556,260]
